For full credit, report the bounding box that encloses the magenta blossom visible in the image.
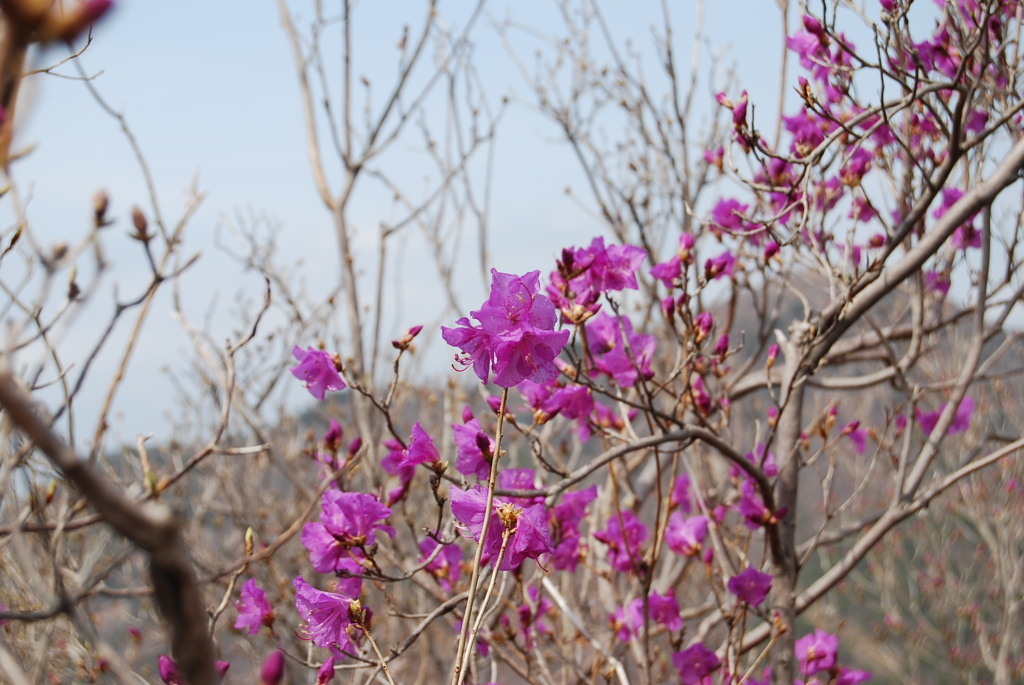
[452,416,494,479]
[386,422,441,472]
[593,510,648,573]
[672,643,721,684]
[665,511,708,558]
[419,538,462,592]
[671,473,693,513]
[586,312,656,387]
[291,346,346,400]
[550,485,598,571]
[449,484,552,570]
[547,237,647,315]
[616,591,684,640]
[259,650,285,685]
[916,396,974,435]
[442,269,570,387]
[234,578,274,635]
[795,629,839,676]
[158,655,230,685]
[302,490,395,573]
[316,658,336,685]
[727,566,773,606]
[294,576,357,651]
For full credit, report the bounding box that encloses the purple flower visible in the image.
[158,656,230,685]
[291,346,346,400]
[732,443,778,478]
[842,421,868,454]
[727,566,773,606]
[541,384,595,421]
[453,417,494,479]
[316,657,336,685]
[576,236,648,293]
[672,643,721,684]
[916,396,974,435]
[933,187,981,250]
[387,422,441,472]
[924,270,950,295]
[836,667,874,684]
[515,585,555,648]
[593,510,648,573]
[614,591,683,641]
[449,484,552,570]
[736,479,782,529]
[419,538,462,592]
[442,270,570,387]
[671,474,693,513]
[323,419,343,450]
[586,312,656,386]
[302,490,394,572]
[694,311,714,341]
[651,255,682,288]
[158,655,183,685]
[631,591,683,633]
[235,578,274,635]
[665,511,707,558]
[294,576,356,651]
[259,650,285,685]
[550,485,598,571]
[704,251,736,280]
[795,629,839,676]
[548,237,647,314]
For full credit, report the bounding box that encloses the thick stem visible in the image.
[769,349,805,684]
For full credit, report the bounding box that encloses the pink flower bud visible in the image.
[158,656,182,685]
[259,650,286,685]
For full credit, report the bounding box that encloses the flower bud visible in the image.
[157,655,182,685]
[130,206,150,242]
[259,650,286,685]
[93,190,109,225]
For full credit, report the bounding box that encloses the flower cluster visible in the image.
[442,269,570,387]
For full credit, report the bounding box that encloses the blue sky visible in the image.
[5,1,823,443]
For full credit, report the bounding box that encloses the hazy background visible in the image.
[4,1,838,444]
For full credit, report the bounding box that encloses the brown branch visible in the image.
[0,371,217,685]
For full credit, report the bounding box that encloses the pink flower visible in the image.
[672,643,721,684]
[665,512,707,557]
[452,416,494,479]
[294,576,357,651]
[316,657,336,684]
[550,485,598,571]
[916,396,974,435]
[842,421,869,454]
[158,655,230,685]
[449,485,552,570]
[442,270,570,387]
[234,578,274,635]
[704,251,736,280]
[387,422,441,471]
[291,346,346,400]
[301,490,394,573]
[419,538,462,592]
[585,312,656,386]
[593,510,648,573]
[259,650,285,685]
[795,629,839,676]
[727,566,773,606]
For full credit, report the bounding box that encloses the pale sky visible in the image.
[5,1,868,445]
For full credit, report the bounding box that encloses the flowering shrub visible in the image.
[2,1,1024,684]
